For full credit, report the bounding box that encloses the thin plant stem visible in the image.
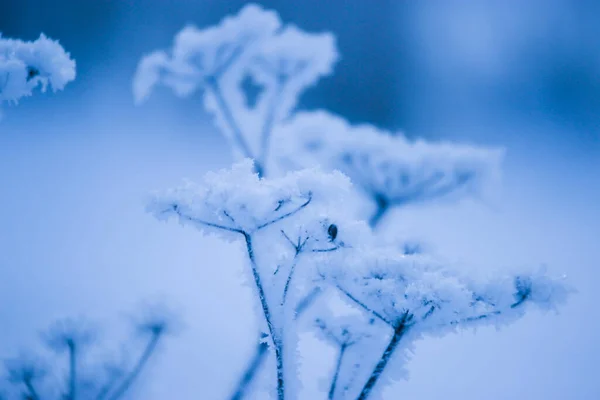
[368,205,388,229]
[104,332,161,400]
[205,77,259,174]
[243,233,285,400]
[68,340,76,400]
[228,277,321,400]
[356,313,411,400]
[258,80,283,175]
[229,341,269,400]
[24,379,40,400]
[328,343,348,400]
[336,285,392,327]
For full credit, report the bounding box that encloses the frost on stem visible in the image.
[275,110,504,228]
[0,33,75,116]
[148,159,365,399]
[149,160,570,398]
[133,4,338,177]
[318,247,571,399]
[2,305,176,400]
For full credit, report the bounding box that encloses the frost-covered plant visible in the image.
[133,4,501,230]
[275,110,504,228]
[148,161,569,399]
[133,3,337,178]
[0,33,75,115]
[2,305,174,400]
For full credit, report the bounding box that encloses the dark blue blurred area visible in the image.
[2,0,600,148]
[0,0,408,129]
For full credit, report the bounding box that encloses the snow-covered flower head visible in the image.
[133,4,339,177]
[42,317,96,353]
[147,159,361,238]
[0,33,75,104]
[133,4,282,103]
[275,110,504,226]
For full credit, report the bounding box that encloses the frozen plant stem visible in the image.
[68,340,77,400]
[104,331,162,400]
[243,233,285,400]
[368,195,389,229]
[356,313,411,400]
[229,287,322,400]
[229,341,269,400]
[258,80,284,175]
[24,378,40,400]
[328,342,348,400]
[204,76,263,177]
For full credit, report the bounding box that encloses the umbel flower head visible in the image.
[0,33,75,104]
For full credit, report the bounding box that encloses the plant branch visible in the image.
[258,79,284,175]
[170,204,243,233]
[229,284,322,400]
[256,194,312,231]
[24,378,40,400]
[329,343,348,400]
[368,194,389,229]
[243,233,285,400]
[336,285,393,327]
[229,341,269,400]
[104,332,162,400]
[356,312,412,400]
[294,287,322,317]
[68,340,76,400]
[205,76,257,169]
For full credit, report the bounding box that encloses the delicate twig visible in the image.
[229,341,269,400]
[213,43,246,79]
[104,332,162,400]
[329,342,348,400]
[256,194,312,230]
[170,204,243,234]
[368,205,388,229]
[205,76,256,165]
[294,287,322,317]
[336,285,393,327]
[356,312,412,400]
[228,286,323,399]
[311,246,339,253]
[68,340,77,400]
[258,78,284,174]
[24,378,40,400]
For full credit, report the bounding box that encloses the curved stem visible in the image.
[105,333,161,400]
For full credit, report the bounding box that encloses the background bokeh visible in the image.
[1,1,599,399]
